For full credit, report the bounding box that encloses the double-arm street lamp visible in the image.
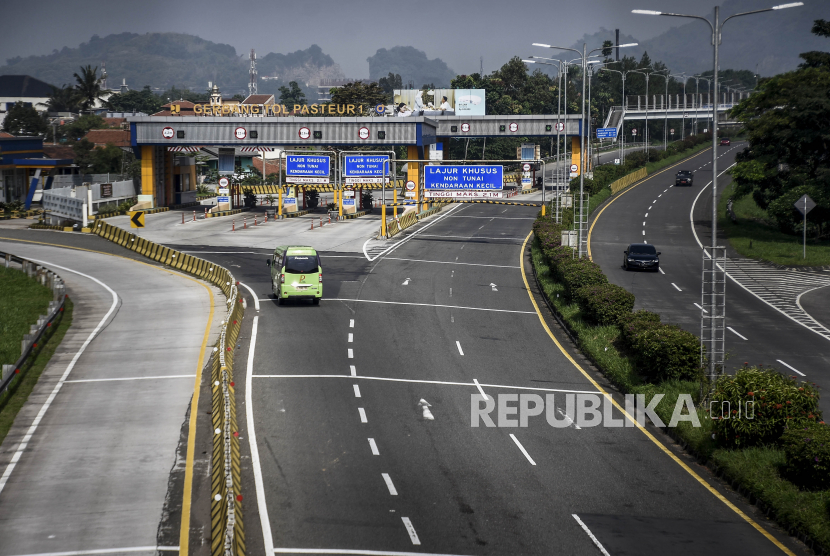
[633,1,803,387]
[532,41,638,257]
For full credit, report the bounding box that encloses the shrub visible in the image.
[710,368,823,447]
[97,203,118,214]
[781,422,830,491]
[574,283,635,325]
[628,323,701,382]
[559,257,607,295]
[619,310,661,345]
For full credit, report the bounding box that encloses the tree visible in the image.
[378,72,402,96]
[730,20,830,237]
[601,40,614,59]
[106,86,163,114]
[2,102,47,136]
[799,19,830,69]
[72,138,96,171]
[43,85,80,113]
[61,115,109,141]
[329,81,387,115]
[278,81,306,106]
[73,65,105,112]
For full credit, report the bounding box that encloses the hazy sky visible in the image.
[0,0,798,77]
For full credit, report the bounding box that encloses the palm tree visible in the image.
[73,65,104,113]
[42,84,81,113]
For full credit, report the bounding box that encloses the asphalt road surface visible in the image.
[188,204,804,555]
[588,143,830,414]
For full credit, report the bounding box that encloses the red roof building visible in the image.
[252,157,281,177]
[84,129,131,147]
[152,100,197,117]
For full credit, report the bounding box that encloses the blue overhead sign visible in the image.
[344,155,389,176]
[286,155,330,176]
[424,165,503,190]
[596,127,618,139]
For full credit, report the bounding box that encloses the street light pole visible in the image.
[633,1,804,389]
[533,41,638,257]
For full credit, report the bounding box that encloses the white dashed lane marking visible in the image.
[358,408,367,423]
[777,359,806,377]
[368,438,379,455]
[382,473,398,495]
[728,327,749,341]
[671,283,682,292]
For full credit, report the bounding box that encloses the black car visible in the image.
[675,170,693,186]
[624,243,660,271]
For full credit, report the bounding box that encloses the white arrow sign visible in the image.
[402,278,411,286]
[490,283,498,291]
[418,399,434,420]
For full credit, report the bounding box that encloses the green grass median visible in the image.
[719,190,830,266]
[0,266,54,366]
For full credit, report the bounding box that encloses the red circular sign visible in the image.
[509,122,519,132]
[405,180,416,191]
[162,127,174,139]
[358,127,370,140]
[298,127,311,139]
[219,177,230,188]
[522,163,531,172]
[234,127,247,140]
[460,123,470,133]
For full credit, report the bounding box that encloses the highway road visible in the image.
[0,234,220,555]
[186,203,804,555]
[588,143,830,414]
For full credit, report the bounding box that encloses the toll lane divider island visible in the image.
[91,219,245,556]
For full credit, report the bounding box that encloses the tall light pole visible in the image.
[633,1,803,389]
[629,68,653,159]
[599,65,630,165]
[527,56,568,185]
[670,73,687,139]
[533,41,638,258]
[648,70,670,152]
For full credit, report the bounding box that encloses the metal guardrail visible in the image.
[0,252,67,401]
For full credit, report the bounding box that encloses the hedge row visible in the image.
[533,218,701,383]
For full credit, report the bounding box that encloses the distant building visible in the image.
[84,129,131,148]
[317,78,373,103]
[0,75,54,127]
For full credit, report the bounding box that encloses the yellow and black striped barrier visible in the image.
[205,208,245,219]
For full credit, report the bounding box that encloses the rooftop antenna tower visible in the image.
[249,49,258,96]
[480,56,484,76]
[100,62,108,90]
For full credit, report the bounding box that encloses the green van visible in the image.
[267,246,322,305]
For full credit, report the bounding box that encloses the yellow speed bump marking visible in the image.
[0,235,216,554]
[586,148,712,260]
[520,230,795,555]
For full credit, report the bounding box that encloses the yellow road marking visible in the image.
[0,234,216,555]
[587,148,712,260]
[520,230,795,556]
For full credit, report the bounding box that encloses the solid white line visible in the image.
[246,316,275,555]
[273,550,471,555]
[671,283,682,292]
[322,298,536,314]
[401,517,421,545]
[350,365,356,376]
[348,349,354,358]
[6,548,180,556]
[348,333,353,342]
[362,203,463,261]
[727,326,749,340]
[776,359,806,376]
[509,434,537,465]
[572,514,611,556]
[254,374,599,394]
[694,303,709,314]
[382,473,398,495]
[473,378,488,400]
[0,260,119,496]
[368,438,379,455]
[240,281,260,311]
[417,234,525,241]
[358,408,367,423]
[456,341,464,355]
[64,375,196,383]
[349,319,354,328]
[353,384,361,397]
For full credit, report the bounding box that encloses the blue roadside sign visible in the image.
[424,165,503,190]
[596,127,618,139]
[286,155,330,176]
[344,155,389,176]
